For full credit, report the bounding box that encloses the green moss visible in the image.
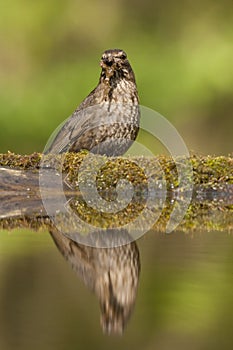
[0,152,233,234]
[1,152,232,187]
[191,155,233,187]
[0,152,42,169]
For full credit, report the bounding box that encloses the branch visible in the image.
[0,152,233,233]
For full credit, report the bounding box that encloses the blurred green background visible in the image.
[0,0,232,155]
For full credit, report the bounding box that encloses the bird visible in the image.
[49,226,140,334]
[45,49,140,156]
[45,51,141,333]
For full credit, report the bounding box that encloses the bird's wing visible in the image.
[45,102,114,154]
[45,105,102,153]
[44,84,99,153]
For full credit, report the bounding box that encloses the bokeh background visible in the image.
[0,0,232,155]
[0,1,233,350]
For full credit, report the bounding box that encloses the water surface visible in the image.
[0,229,232,350]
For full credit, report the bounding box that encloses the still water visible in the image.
[0,229,232,350]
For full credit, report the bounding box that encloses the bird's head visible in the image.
[100,49,135,82]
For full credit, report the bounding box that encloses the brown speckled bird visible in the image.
[49,227,140,334]
[46,49,140,156]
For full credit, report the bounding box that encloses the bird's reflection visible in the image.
[49,227,140,334]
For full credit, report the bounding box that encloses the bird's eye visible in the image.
[120,53,126,59]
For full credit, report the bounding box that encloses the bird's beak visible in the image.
[100,57,114,68]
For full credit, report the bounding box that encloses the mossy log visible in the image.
[0,152,233,233]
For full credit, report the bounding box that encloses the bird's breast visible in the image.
[111,80,138,104]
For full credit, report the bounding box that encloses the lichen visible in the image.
[0,152,233,234]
